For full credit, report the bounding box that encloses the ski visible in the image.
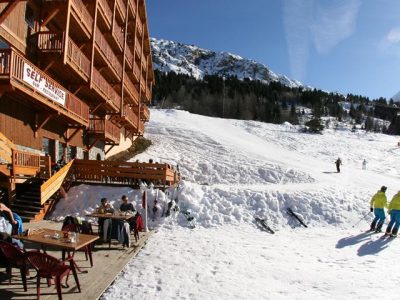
[254,217,275,234]
[286,207,308,228]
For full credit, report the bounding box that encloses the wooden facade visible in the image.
[0,0,153,162]
[0,0,155,219]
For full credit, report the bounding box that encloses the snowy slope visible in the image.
[151,38,303,88]
[52,109,400,299]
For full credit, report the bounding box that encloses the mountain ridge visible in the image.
[150,38,303,89]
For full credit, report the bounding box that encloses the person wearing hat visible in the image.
[385,191,400,237]
[369,186,388,232]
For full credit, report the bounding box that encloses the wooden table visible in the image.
[14,228,99,275]
[86,213,133,248]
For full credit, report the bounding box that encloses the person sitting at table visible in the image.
[120,195,136,231]
[0,201,18,235]
[98,198,114,241]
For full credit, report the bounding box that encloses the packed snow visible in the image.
[51,109,400,299]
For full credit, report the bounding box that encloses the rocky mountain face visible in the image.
[151,38,303,89]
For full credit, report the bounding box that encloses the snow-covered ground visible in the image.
[52,109,400,299]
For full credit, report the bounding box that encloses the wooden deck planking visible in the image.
[0,220,153,300]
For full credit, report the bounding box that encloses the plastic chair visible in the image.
[0,240,28,291]
[26,251,81,300]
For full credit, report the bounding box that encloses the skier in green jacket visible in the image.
[369,186,387,232]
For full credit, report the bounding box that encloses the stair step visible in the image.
[18,195,40,201]
[12,208,42,217]
[11,204,44,211]
[13,199,42,206]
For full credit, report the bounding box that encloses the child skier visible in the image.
[385,191,400,237]
[369,186,387,232]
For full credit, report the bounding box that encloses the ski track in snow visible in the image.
[52,109,400,299]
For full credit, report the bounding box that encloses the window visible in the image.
[0,38,9,49]
[25,5,35,29]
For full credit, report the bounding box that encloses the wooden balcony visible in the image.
[136,18,143,38]
[95,27,122,80]
[140,105,150,122]
[144,85,151,103]
[12,150,41,177]
[132,61,140,82]
[97,0,112,29]
[116,0,127,22]
[66,38,91,80]
[128,0,137,18]
[125,46,134,70]
[134,36,141,57]
[141,54,147,71]
[70,0,93,38]
[121,105,138,130]
[124,75,139,105]
[91,67,121,112]
[88,118,120,144]
[0,49,89,127]
[112,23,125,52]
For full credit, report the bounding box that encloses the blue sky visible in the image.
[146,0,400,100]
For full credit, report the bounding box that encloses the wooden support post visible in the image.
[105,144,115,155]
[87,138,100,151]
[89,0,98,89]
[62,0,71,64]
[91,102,103,114]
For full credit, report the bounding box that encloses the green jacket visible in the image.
[370,191,387,209]
[388,192,400,213]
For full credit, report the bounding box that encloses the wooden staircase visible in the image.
[0,131,14,177]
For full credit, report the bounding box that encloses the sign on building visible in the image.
[22,62,66,105]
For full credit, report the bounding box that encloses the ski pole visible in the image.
[352,211,371,228]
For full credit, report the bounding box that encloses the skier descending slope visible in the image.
[369,186,387,232]
[385,191,400,237]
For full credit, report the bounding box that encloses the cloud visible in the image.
[310,0,361,54]
[282,0,361,80]
[386,27,400,45]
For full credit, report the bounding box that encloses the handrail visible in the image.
[73,159,180,187]
[92,67,121,111]
[34,31,64,52]
[40,159,74,205]
[134,36,141,56]
[125,46,133,68]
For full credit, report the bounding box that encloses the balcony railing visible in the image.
[141,54,147,71]
[92,68,121,111]
[128,0,136,17]
[136,19,143,37]
[70,0,93,35]
[66,38,91,79]
[134,36,141,56]
[125,46,133,69]
[97,0,112,28]
[0,48,89,126]
[112,23,125,50]
[124,75,139,105]
[95,27,122,78]
[34,31,64,52]
[140,105,150,121]
[145,85,151,103]
[116,0,127,21]
[132,61,140,82]
[138,120,144,135]
[89,118,120,142]
[123,105,138,129]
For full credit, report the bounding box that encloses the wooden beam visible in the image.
[66,127,81,143]
[62,0,71,64]
[87,138,100,151]
[91,102,103,114]
[105,145,115,155]
[43,60,55,73]
[89,0,98,89]
[0,1,21,24]
[41,7,60,27]
[34,113,53,138]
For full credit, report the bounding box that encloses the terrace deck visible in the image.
[0,220,154,299]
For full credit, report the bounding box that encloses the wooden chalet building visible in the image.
[0,0,158,221]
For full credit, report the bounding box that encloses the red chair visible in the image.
[0,240,28,291]
[26,251,81,300]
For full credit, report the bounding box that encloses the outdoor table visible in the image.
[13,228,99,273]
[86,212,133,248]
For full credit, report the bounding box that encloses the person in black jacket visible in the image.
[335,158,342,173]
